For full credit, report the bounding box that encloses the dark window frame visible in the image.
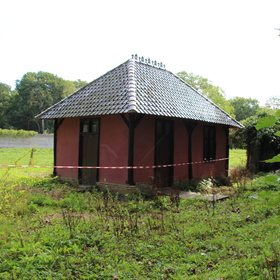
[203,125,216,161]
[80,118,100,135]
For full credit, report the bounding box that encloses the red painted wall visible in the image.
[192,122,227,178]
[98,115,128,184]
[134,116,189,183]
[173,118,189,181]
[134,115,155,183]
[55,115,228,185]
[56,117,80,179]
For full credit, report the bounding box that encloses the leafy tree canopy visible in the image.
[229,97,260,121]
[0,83,18,128]
[177,71,235,117]
[255,110,280,163]
[231,112,280,149]
[7,72,88,132]
[74,79,88,89]
[0,83,12,95]
[230,111,280,172]
[265,96,280,110]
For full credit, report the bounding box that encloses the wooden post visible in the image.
[120,113,144,185]
[53,119,57,177]
[127,113,135,185]
[223,125,229,176]
[53,118,64,177]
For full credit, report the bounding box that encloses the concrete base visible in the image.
[79,182,229,202]
[95,182,153,195]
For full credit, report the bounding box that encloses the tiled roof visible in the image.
[36,58,242,128]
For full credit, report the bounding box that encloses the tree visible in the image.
[74,79,88,89]
[229,97,260,121]
[177,71,235,116]
[265,96,280,110]
[255,110,280,163]
[14,72,87,132]
[0,83,18,129]
[231,112,280,172]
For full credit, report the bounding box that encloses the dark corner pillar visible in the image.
[223,125,229,176]
[54,119,57,176]
[127,114,135,185]
[53,118,64,177]
[120,113,144,185]
[183,119,198,180]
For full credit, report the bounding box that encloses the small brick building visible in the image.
[36,56,242,187]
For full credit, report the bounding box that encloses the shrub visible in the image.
[247,176,280,191]
[0,128,38,138]
[230,166,252,185]
[177,179,201,192]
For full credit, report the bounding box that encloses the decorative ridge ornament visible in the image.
[131,54,165,69]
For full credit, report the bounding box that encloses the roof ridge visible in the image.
[127,59,137,113]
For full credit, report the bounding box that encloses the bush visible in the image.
[247,176,280,191]
[0,129,38,138]
[230,166,252,184]
[177,179,201,192]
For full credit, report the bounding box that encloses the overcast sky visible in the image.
[1,0,279,106]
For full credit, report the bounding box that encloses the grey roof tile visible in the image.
[36,58,242,128]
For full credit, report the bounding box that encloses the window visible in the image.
[80,118,99,134]
[203,125,216,161]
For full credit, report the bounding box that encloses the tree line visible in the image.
[177,71,279,121]
[178,71,280,160]
[0,70,279,134]
[0,72,87,133]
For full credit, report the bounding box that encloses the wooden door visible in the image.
[154,119,174,187]
[79,118,99,185]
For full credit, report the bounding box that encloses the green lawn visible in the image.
[0,148,53,181]
[229,148,247,169]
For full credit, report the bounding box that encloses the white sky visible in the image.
[1,0,279,106]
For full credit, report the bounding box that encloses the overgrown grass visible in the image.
[0,175,280,279]
[4,148,278,279]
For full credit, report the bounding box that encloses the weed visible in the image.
[264,243,280,280]
[61,208,83,238]
[230,165,253,193]
[28,195,58,207]
[247,176,280,191]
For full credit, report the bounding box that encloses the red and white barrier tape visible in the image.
[0,158,228,169]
